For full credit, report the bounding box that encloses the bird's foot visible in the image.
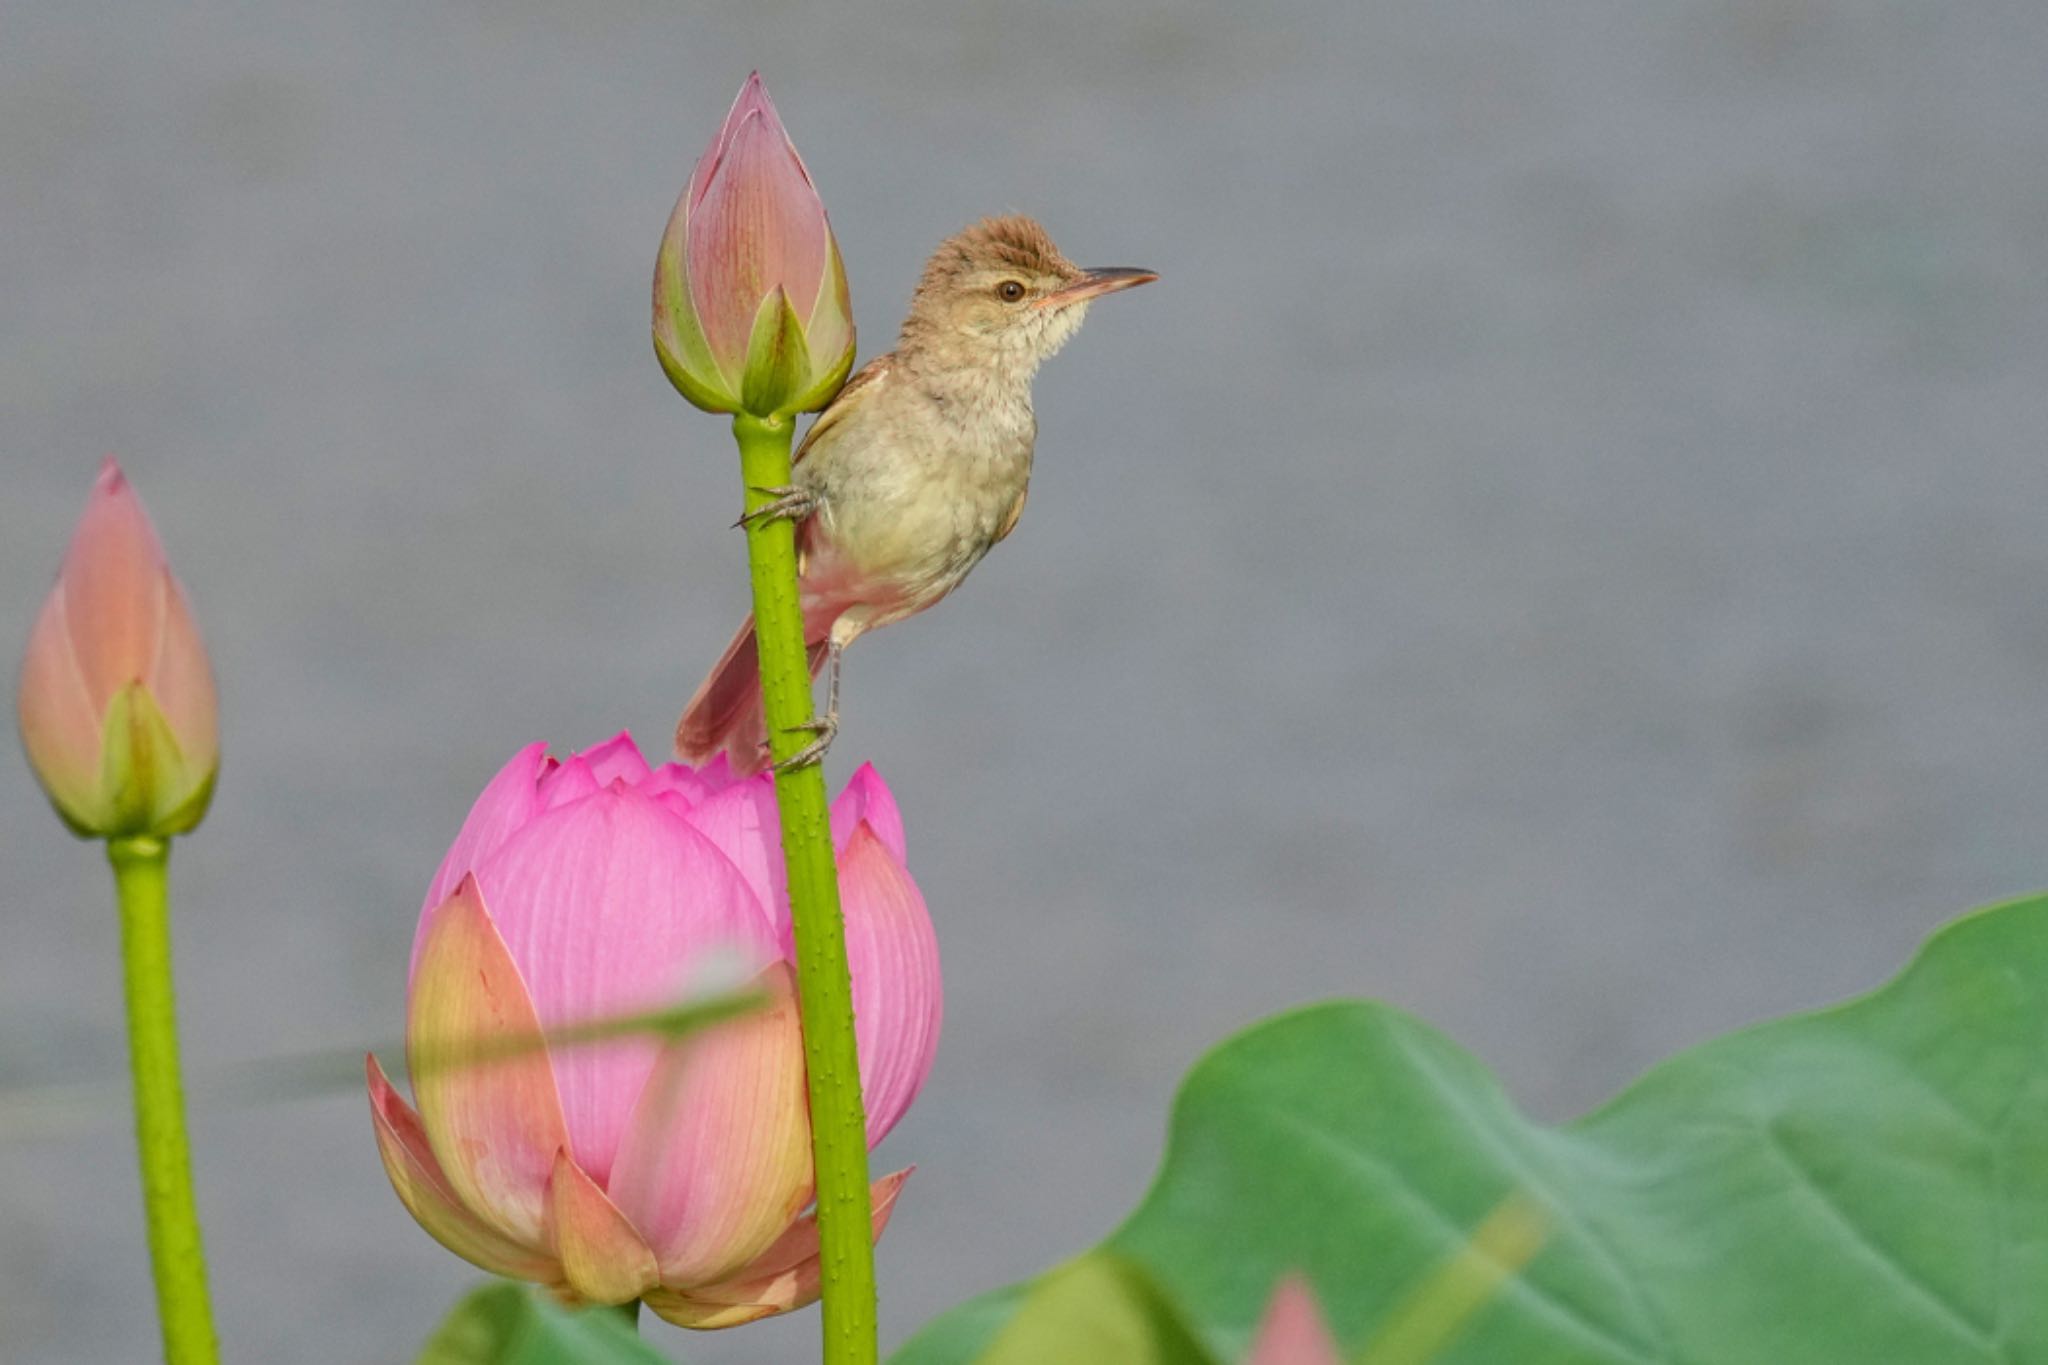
[735,486,817,529]
[771,711,839,774]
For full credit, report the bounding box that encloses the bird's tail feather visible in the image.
[676,616,828,775]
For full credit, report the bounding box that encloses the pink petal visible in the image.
[719,1166,912,1282]
[691,752,742,794]
[801,234,855,381]
[684,764,913,958]
[607,965,814,1286]
[642,1168,911,1330]
[17,588,105,824]
[58,459,169,715]
[546,1147,660,1305]
[687,106,829,373]
[1245,1276,1343,1365]
[686,73,807,218]
[641,761,714,811]
[680,776,788,948]
[407,877,571,1247]
[830,762,906,863]
[418,742,551,952]
[147,575,216,777]
[364,1053,556,1281]
[474,787,777,1186]
[534,753,604,811]
[573,731,652,789]
[840,824,942,1148]
[686,74,759,217]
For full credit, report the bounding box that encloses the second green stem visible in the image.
[109,835,219,1365]
[734,413,877,1365]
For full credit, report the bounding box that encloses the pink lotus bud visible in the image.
[653,72,857,419]
[17,459,218,840]
[1245,1276,1342,1365]
[367,735,940,1327]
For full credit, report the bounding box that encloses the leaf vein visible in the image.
[1384,1027,1682,1365]
[1759,1118,1999,1354]
[1260,1103,1659,1365]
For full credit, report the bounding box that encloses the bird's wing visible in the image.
[995,483,1029,542]
[794,354,894,467]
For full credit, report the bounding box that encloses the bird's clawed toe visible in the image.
[735,486,818,529]
[771,711,839,773]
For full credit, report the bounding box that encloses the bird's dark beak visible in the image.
[1035,267,1159,309]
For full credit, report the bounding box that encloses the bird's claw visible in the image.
[734,486,817,530]
[771,713,839,773]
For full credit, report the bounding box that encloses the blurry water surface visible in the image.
[4,0,2046,1360]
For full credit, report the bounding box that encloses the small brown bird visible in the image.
[676,216,1156,773]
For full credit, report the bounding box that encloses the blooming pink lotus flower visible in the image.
[365,734,940,1328]
[1244,1276,1342,1365]
[653,72,856,418]
[18,458,218,840]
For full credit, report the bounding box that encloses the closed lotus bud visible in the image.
[18,459,218,840]
[653,72,856,419]
[368,735,940,1327]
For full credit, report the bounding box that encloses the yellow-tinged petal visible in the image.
[18,590,107,832]
[408,875,572,1247]
[739,286,814,418]
[545,1148,660,1306]
[148,574,217,782]
[607,964,813,1286]
[642,1287,785,1331]
[364,1054,557,1281]
[839,822,942,1148]
[98,680,201,837]
[643,1168,912,1330]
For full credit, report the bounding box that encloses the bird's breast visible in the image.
[801,403,1034,615]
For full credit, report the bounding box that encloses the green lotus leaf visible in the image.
[896,894,2048,1365]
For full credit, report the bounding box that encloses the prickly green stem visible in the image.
[732,413,877,1365]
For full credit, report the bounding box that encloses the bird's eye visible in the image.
[997,280,1027,303]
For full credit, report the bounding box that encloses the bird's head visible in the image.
[901,216,1155,375]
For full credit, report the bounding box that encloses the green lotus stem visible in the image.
[733,413,877,1365]
[107,835,219,1365]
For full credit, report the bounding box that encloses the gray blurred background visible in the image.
[4,0,2046,1359]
